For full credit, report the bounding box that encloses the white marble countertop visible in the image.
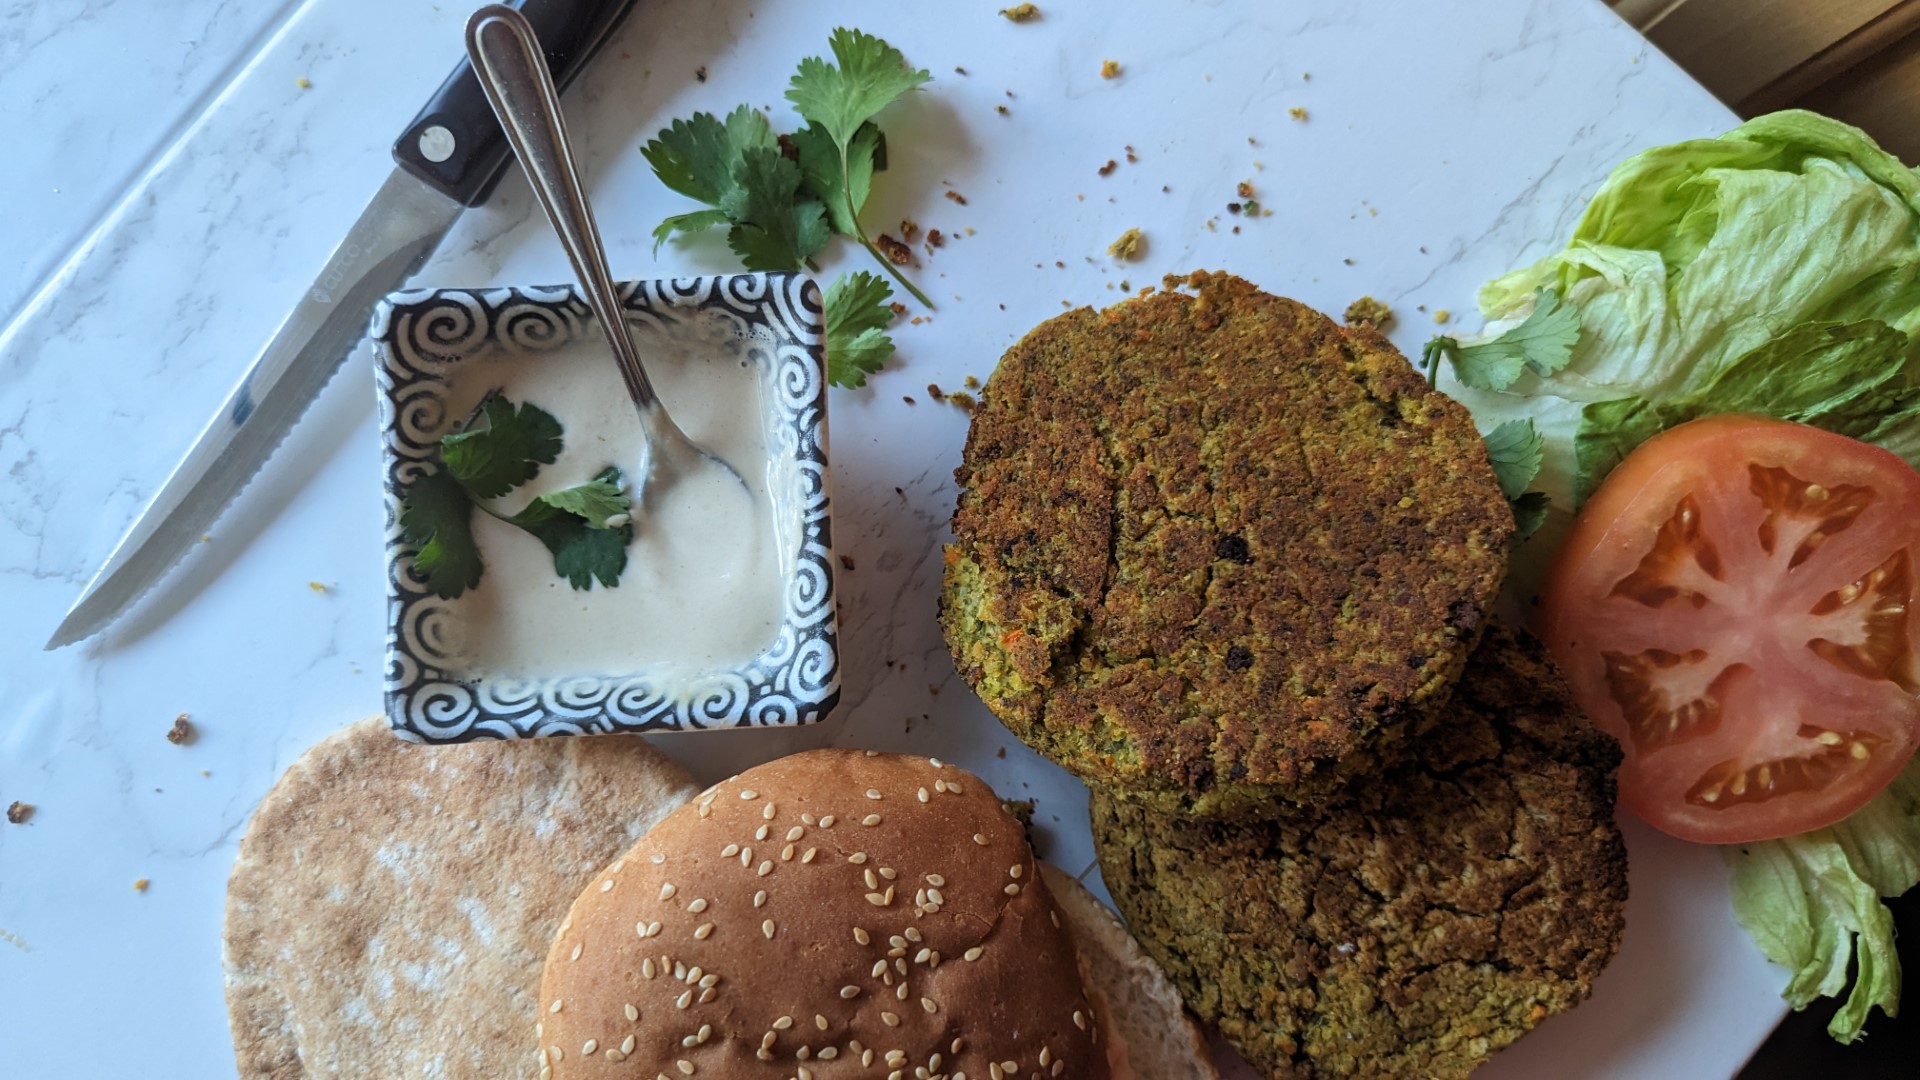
[0,0,1793,1075]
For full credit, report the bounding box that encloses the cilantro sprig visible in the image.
[1481,418,1550,540]
[1421,289,1579,389]
[823,271,897,389]
[644,28,934,312]
[399,393,634,599]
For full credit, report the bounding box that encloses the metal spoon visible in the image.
[465,3,746,500]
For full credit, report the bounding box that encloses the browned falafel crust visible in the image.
[941,272,1513,812]
[1091,626,1628,1080]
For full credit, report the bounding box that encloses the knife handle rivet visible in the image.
[417,124,457,163]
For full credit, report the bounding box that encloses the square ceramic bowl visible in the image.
[373,273,838,742]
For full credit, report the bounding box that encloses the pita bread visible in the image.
[1042,863,1221,1080]
[223,719,697,1078]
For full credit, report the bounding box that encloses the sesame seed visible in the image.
[763,919,777,939]
[741,848,753,867]
[840,985,861,999]
[917,788,930,803]
[763,803,777,820]
[904,928,922,942]
[1073,1010,1086,1030]
[1054,1060,1066,1076]
[674,961,688,980]
[1040,1046,1052,1066]
[820,815,836,827]
[698,803,712,818]
[569,943,583,961]
[774,1016,794,1030]
[652,852,667,863]
[786,826,805,841]
[952,1038,965,1054]
[1005,883,1022,896]
[873,959,889,978]
[1050,910,1061,928]
[865,869,880,889]
[895,983,910,1001]
[853,927,871,945]
[549,999,564,1013]
[915,947,931,963]
[551,1047,563,1062]
[972,834,988,846]
[626,1004,640,1022]
[849,852,869,865]
[757,860,774,876]
[890,934,909,949]
[678,1061,695,1075]
[1009,865,1024,879]
[935,780,948,794]
[756,1049,773,1062]
[862,814,883,826]
[866,892,889,906]
[990,1064,1005,1080]
[722,843,741,857]
[699,974,718,988]
[681,1034,699,1048]
[802,812,817,825]
[930,757,944,767]
[866,789,884,800]
[882,1012,900,1027]
[694,922,715,940]
[646,921,663,937]
[688,898,709,913]
[582,1039,597,1055]
[605,1049,625,1063]
[819,1047,839,1060]
[926,873,945,887]
[781,843,795,861]
[599,879,614,892]
[740,789,758,800]
[753,889,768,907]
[675,989,693,1009]
[803,847,818,863]
[686,965,703,984]
[660,883,677,901]
[963,947,983,962]
[863,1049,876,1066]
[698,987,715,1003]
[643,958,656,978]
[815,1014,829,1030]
[928,888,945,905]
[947,782,963,794]
[756,824,770,841]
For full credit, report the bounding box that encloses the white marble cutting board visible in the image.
[0,0,1793,1076]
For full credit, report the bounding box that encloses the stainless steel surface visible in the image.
[466,4,742,494]
[45,170,463,650]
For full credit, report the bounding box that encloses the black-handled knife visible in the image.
[47,0,638,650]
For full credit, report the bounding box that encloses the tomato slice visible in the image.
[1540,415,1920,844]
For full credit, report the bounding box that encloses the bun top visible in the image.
[537,748,1109,1080]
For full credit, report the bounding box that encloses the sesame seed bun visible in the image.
[223,718,699,1078]
[536,748,1108,1079]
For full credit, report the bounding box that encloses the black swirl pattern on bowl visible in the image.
[371,273,838,742]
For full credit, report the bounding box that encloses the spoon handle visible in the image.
[465,4,661,410]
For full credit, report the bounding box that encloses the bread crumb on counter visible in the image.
[296,77,312,90]
[167,714,195,746]
[999,2,1041,20]
[133,879,150,893]
[1434,308,1453,324]
[1101,59,1122,79]
[1289,106,1308,121]
[6,801,32,825]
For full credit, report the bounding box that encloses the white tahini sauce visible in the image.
[434,308,784,681]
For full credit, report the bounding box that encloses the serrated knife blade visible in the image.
[46,0,637,650]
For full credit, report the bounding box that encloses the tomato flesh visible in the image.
[1540,415,1920,844]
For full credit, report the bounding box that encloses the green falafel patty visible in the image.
[1091,625,1628,1080]
[941,271,1513,812]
